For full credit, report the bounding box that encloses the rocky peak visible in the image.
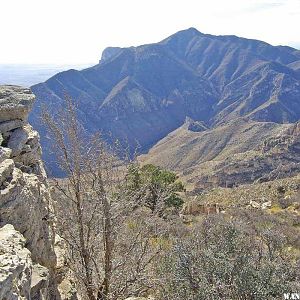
[100,46,123,62]
[164,27,202,41]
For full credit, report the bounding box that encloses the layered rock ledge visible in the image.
[0,224,50,300]
[0,85,76,299]
[0,85,35,122]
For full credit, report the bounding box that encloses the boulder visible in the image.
[249,200,261,209]
[261,200,272,210]
[0,85,35,122]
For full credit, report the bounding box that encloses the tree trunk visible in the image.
[76,190,96,300]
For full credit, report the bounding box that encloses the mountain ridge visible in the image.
[29,28,300,177]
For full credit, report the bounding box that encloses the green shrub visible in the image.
[125,164,184,212]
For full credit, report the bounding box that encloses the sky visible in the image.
[1,0,300,64]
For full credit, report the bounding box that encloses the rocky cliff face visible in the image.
[0,224,50,300]
[0,85,75,299]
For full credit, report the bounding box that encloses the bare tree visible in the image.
[42,95,166,300]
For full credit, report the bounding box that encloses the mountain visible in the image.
[29,28,300,177]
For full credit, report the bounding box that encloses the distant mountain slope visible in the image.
[29,28,300,175]
[140,119,300,191]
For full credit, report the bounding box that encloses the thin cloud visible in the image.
[242,1,285,13]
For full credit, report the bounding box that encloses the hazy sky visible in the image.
[1,0,300,64]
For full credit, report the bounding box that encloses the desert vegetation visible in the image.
[155,211,300,300]
[42,96,300,300]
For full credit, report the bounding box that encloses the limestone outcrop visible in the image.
[184,117,208,133]
[0,85,35,122]
[0,224,32,300]
[0,85,76,299]
[0,224,52,300]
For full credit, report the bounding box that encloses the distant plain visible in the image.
[0,63,93,86]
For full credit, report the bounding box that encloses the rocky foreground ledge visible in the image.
[0,85,35,122]
[0,86,76,299]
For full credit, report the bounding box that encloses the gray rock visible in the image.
[0,224,32,300]
[0,119,25,133]
[7,126,29,157]
[249,200,261,209]
[0,159,14,186]
[184,117,208,132]
[31,264,50,299]
[262,200,272,210]
[5,124,40,163]
[0,85,35,122]
[0,169,57,269]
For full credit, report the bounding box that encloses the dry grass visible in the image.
[194,174,300,209]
